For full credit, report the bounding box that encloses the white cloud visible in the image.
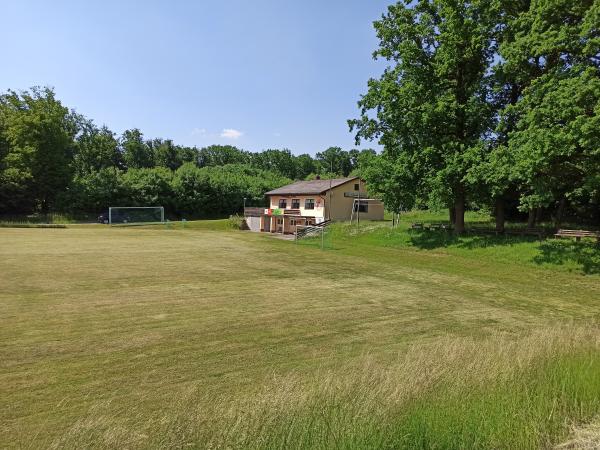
[220,128,243,139]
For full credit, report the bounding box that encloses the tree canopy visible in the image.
[0,87,370,219]
[350,0,600,230]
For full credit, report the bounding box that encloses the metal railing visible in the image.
[295,219,332,240]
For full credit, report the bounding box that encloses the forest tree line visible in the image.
[2,1,599,228]
[349,0,600,232]
[0,87,374,218]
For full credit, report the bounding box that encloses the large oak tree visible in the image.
[350,0,497,233]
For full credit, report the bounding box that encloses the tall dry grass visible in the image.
[48,325,600,449]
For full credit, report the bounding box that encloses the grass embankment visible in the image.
[300,210,599,275]
[1,218,599,448]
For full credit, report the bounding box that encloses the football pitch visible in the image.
[2,223,600,448]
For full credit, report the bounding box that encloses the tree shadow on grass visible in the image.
[408,230,540,251]
[409,230,600,275]
[533,240,600,275]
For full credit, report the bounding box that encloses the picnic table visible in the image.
[555,229,600,242]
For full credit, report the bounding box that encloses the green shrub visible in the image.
[227,214,246,230]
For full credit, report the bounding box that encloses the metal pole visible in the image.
[328,158,333,221]
[356,157,360,232]
[321,227,324,250]
[357,184,360,232]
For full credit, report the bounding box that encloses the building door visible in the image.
[263,216,270,232]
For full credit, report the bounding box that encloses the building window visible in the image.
[290,219,296,226]
[278,199,287,209]
[291,199,300,209]
[354,183,359,191]
[353,202,368,213]
[305,199,315,210]
[277,218,283,225]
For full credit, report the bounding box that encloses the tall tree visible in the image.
[500,0,600,227]
[251,148,299,179]
[151,138,182,171]
[359,151,419,215]
[350,0,496,232]
[0,87,77,213]
[316,147,353,176]
[73,118,122,175]
[121,128,154,169]
[197,145,249,167]
[295,153,317,179]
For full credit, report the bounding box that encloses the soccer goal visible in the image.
[108,206,165,225]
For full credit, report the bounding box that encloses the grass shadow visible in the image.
[533,240,600,275]
[408,230,540,251]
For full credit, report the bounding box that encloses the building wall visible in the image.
[268,195,326,221]
[326,179,363,220]
[245,216,261,232]
[266,179,384,224]
[326,180,384,221]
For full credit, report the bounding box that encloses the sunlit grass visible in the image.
[1,222,599,448]
[299,212,599,275]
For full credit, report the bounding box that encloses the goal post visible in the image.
[108,206,165,225]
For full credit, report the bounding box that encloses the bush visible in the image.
[227,214,247,230]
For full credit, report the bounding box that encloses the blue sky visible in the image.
[1,1,391,155]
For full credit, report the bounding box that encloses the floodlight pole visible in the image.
[356,154,360,232]
[357,186,360,232]
[328,158,333,221]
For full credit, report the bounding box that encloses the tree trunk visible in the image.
[449,207,456,225]
[535,207,543,225]
[527,209,536,229]
[454,195,465,234]
[495,198,505,233]
[555,198,566,229]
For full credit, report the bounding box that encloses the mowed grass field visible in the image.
[2,218,600,449]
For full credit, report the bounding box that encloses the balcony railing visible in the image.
[243,207,264,217]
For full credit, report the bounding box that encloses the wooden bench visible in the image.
[555,229,600,242]
[428,223,452,231]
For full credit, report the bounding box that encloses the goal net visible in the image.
[109,207,165,225]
